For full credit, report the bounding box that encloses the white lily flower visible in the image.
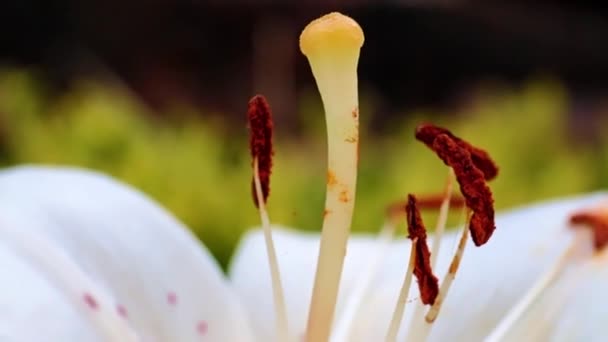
[1,166,604,341]
[2,11,606,342]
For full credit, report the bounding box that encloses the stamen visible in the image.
[331,221,396,342]
[406,195,439,305]
[425,211,471,324]
[415,123,499,181]
[386,192,445,342]
[248,95,274,207]
[384,170,457,268]
[404,127,497,341]
[385,237,418,342]
[569,204,608,250]
[300,12,364,342]
[430,134,496,246]
[404,207,469,342]
[248,96,288,341]
[484,230,589,342]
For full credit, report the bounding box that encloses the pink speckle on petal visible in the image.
[83,293,98,310]
[167,292,178,306]
[117,304,128,318]
[196,320,208,335]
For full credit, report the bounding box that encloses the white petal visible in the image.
[0,240,105,341]
[0,166,254,342]
[0,218,137,341]
[550,252,608,341]
[229,193,605,341]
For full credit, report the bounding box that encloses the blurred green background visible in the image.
[2,2,608,269]
[1,69,606,268]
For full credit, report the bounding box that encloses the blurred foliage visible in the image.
[0,69,606,269]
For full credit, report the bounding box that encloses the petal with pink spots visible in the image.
[0,166,255,341]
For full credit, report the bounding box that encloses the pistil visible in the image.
[299,12,364,342]
[331,221,396,342]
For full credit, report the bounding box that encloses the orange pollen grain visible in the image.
[345,136,358,143]
[327,170,338,186]
[339,189,350,203]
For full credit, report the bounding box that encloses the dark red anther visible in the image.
[430,134,496,246]
[406,194,439,305]
[415,123,499,181]
[570,206,608,250]
[247,95,274,207]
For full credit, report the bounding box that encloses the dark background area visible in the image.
[1,1,608,129]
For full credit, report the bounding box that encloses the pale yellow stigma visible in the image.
[300,12,364,58]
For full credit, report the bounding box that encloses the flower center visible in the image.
[248,12,501,342]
